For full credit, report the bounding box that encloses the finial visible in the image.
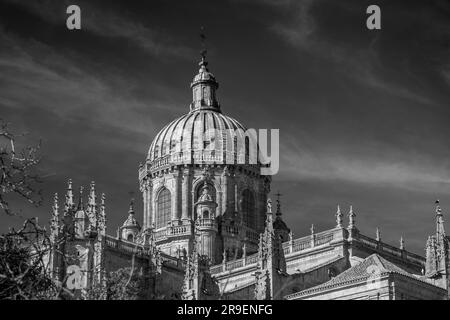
[400,236,405,250]
[310,224,315,235]
[336,204,343,228]
[64,179,74,214]
[128,191,135,214]
[89,181,97,208]
[348,205,356,229]
[77,186,84,210]
[376,227,381,241]
[129,198,135,214]
[436,199,442,215]
[267,198,272,214]
[99,193,107,233]
[275,191,282,216]
[52,192,59,214]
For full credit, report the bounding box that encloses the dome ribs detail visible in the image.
[146,109,248,170]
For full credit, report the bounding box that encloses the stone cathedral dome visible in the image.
[147,110,246,161]
[147,57,247,163]
[139,55,271,264]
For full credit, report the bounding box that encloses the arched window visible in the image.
[156,188,171,228]
[242,189,256,227]
[127,234,134,242]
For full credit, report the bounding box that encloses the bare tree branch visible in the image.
[0,119,43,216]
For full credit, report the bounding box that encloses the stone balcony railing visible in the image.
[221,224,260,244]
[355,233,424,266]
[196,218,217,229]
[211,229,339,275]
[153,224,193,241]
[105,235,187,269]
[169,224,192,236]
[222,225,239,236]
[210,252,259,275]
[140,150,262,176]
[104,235,147,257]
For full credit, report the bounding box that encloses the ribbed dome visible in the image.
[147,109,246,161]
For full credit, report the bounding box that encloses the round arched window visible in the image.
[156,188,171,228]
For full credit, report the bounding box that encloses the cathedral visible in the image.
[47,55,450,300]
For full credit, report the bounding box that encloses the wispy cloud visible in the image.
[278,133,450,193]
[3,0,194,59]
[264,0,445,107]
[0,29,184,138]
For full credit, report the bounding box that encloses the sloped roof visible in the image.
[122,212,140,229]
[286,253,424,299]
[273,216,290,232]
[299,255,345,274]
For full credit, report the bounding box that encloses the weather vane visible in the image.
[200,26,207,60]
[128,191,135,206]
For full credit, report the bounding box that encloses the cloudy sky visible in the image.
[1,0,449,254]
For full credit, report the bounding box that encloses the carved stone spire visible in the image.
[50,193,60,241]
[98,193,106,235]
[336,205,343,228]
[87,181,97,229]
[376,227,381,242]
[88,181,97,208]
[425,201,449,283]
[64,179,74,215]
[400,236,405,250]
[310,224,315,235]
[52,192,59,217]
[77,186,84,211]
[254,196,287,300]
[435,200,445,239]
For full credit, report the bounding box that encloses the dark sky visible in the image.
[1,0,449,255]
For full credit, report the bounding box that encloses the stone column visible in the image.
[141,181,147,229]
[147,181,152,229]
[172,170,180,221]
[152,188,157,228]
[181,167,190,221]
[221,167,229,216]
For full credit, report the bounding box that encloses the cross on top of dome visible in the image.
[190,28,220,112]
